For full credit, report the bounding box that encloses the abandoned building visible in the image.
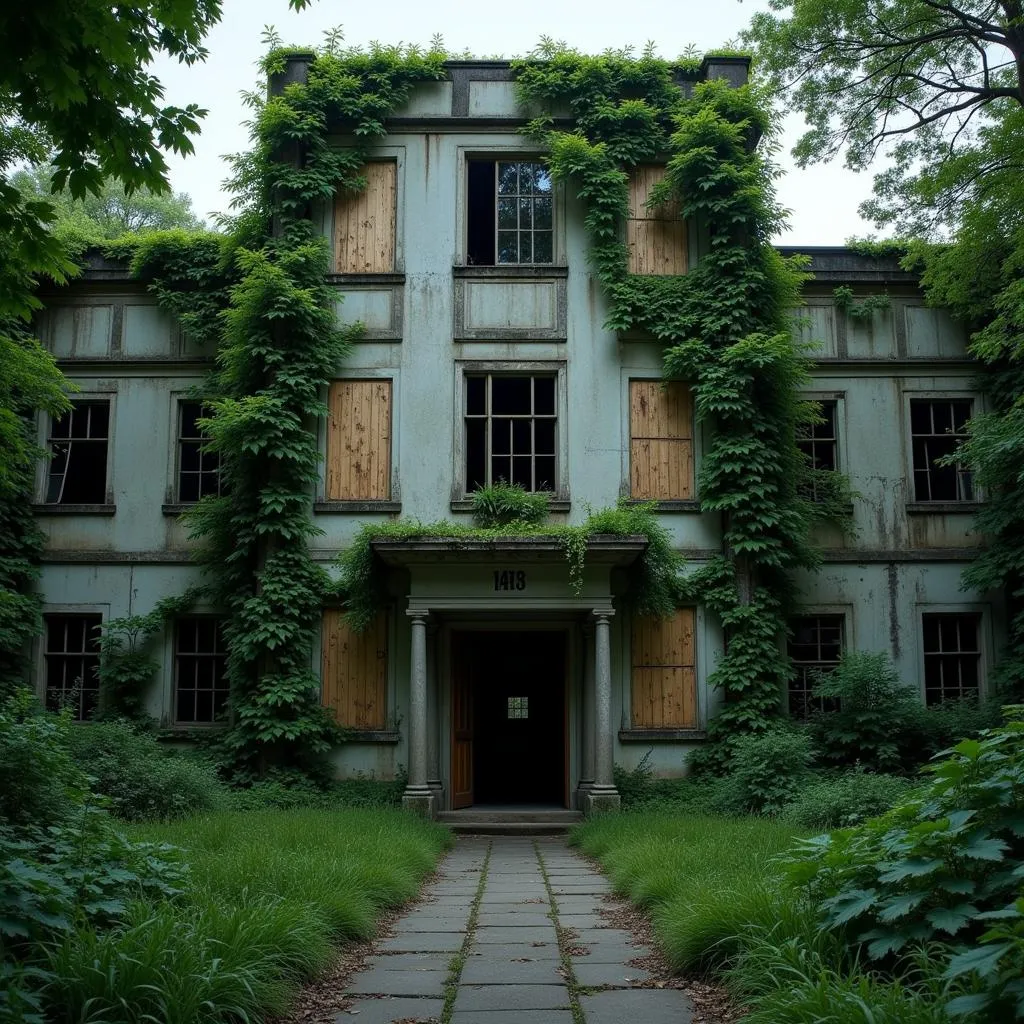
[29,56,1005,817]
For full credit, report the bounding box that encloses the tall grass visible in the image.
[43,809,452,1023]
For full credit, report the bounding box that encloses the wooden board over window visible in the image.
[334,162,397,273]
[321,609,388,729]
[631,609,697,728]
[627,165,687,276]
[327,380,392,500]
[630,380,694,500]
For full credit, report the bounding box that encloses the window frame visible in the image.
[917,605,989,706]
[903,392,977,504]
[40,394,115,506]
[456,147,566,268]
[172,616,230,727]
[451,360,569,504]
[626,377,696,502]
[39,610,104,721]
[797,396,843,502]
[175,399,222,504]
[786,612,846,719]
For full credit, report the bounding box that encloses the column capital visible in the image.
[406,608,430,622]
[591,608,615,623]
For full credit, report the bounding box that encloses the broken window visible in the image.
[467,160,553,266]
[910,399,973,501]
[174,618,229,724]
[177,402,221,503]
[797,400,838,501]
[787,615,844,718]
[923,613,981,706]
[465,374,556,492]
[45,400,109,504]
[44,614,101,720]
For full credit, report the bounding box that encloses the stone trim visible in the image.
[32,504,116,516]
[314,500,402,514]
[618,728,708,742]
[905,501,983,515]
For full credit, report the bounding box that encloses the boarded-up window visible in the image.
[327,380,392,500]
[334,162,397,273]
[321,609,388,729]
[631,609,697,728]
[627,165,687,275]
[630,380,694,500]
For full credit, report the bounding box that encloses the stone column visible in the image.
[426,622,442,802]
[577,622,596,802]
[586,610,621,813]
[402,610,435,817]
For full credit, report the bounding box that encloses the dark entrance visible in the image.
[450,630,566,807]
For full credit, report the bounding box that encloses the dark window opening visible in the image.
[44,614,101,720]
[465,374,556,492]
[923,613,981,705]
[177,402,221,503]
[787,615,844,718]
[507,696,528,719]
[45,401,109,504]
[910,399,973,501]
[467,159,553,266]
[175,618,229,724]
[797,400,838,501]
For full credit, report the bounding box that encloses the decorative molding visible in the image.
[32,504,116,517]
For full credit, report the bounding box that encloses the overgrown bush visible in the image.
[228,771,405,811]
[903,696,1004,762]
[614,755,716,812]
[782,769,915,830]
[711,727,816,815]
[470,481,550,527]
[810,652,919,772]
[788,710,1024,1020]
[65,719,225,822]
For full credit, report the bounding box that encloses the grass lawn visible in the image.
[42,808,452,1024]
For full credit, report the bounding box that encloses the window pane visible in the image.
[532,232,553,264]
[497,198,517,230]
[535,457,555,491]
[952,401,971,431]
[534,377,555,415]
[534,419,555,455]
[467,377,486,415]
[466,419,486,490]
[910,401,932,435]
[70,406,92,439]
[512,456,532,489]
[497,231,518,264]
[491,455,511,484]
[492,377,532,415]
[519,233,532,263]
[534,167,552,194]
[50,411,72,440]
[180,441,201,474]
[180,402,201,437]
[497,162,518,194]
[512,419,531,453]
[534,196,552,230]
[932,402,953,434]
[519,197,532,230]
[492,418,512,455]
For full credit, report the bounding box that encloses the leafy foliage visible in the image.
[515,44,821,758]
[470,481,550,528]
[788,710,1024,1018]
[710,726,817,815]
[782,769,916,830]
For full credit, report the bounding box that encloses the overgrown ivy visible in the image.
[513,44,836,762]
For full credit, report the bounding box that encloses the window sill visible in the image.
[906,502,983,515]
[32,504,116,517]
[342,729,401,744]
[619,728,707,742]
[450,498,571,514]
[325,272,406,286]
[314,500,402,514]
[453,264,568,279]
[626,499,700,512]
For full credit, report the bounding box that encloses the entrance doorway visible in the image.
[450,630,566,808]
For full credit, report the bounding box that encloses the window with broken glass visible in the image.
[466,159,553,266]
[910,399,974,501]
[44,614,101,720]
[177,401,221,502]
[797,400,837,501]
[174,617,229,724]
[45,400,110,504]
[787,615,844,718]
[465,375,557,492]
[923,613,981,705]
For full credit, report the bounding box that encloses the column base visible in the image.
[402,787,436,818]
[574,780,594,811]
[583,786,621,815]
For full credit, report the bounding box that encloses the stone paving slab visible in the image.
[572,961,654,987]
[460,958,564,984]
[572,928,634,944]
[465,943,560,960]
[580,988,693,1024]
[454,983,572,1012]
[335,996,443,1023]
[378,931,464,953]
[478,892,548,903]
[361,953,449,972]
[392,916,469,932]
[570,942,652,964]
[558,913,606,929]
[475,926,556,944]
[476,912,553,927]
[347,968,446,997]
[451,1012,573,1024]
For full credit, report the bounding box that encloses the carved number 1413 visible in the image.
[493,570,526,592]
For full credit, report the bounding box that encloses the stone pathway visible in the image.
[337,835,693,1023]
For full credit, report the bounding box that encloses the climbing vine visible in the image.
[514,44,830,761]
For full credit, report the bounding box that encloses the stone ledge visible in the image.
[449,498,570,514]
[314,500,402,514]
[32,504,116,516]
[618,728,707,742]
[905,501,983,515]
[625,499,700,512]
[343,730,401,744]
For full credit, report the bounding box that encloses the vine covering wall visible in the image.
[100,41,833,780]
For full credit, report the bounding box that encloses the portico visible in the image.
[369,535,645,817]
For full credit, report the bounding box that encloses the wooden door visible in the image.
[451,635,474,809]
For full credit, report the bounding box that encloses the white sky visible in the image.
[149,0,879,245]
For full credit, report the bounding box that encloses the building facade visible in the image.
[29,57,1004,815]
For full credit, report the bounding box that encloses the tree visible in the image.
[13,164,204,241]
[745,1,1024,688]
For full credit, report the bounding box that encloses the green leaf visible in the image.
[945,942,1014,980]
[926,905,977,935]
[946,993,991,1017]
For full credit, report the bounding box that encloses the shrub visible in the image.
[782,770,916,830]
[228,771,405,811]
[903,696,1004,762]
[0,690,86,830]
[710,727,816,815]
[65,719,225,822]
[470,481,550,527]
[787,711,1024,1020]
[810,651,918,772]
